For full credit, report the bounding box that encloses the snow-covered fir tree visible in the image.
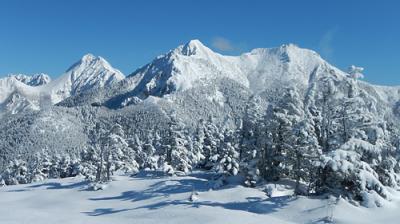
[165,116,192,174]
[289,118,322,195]
[0,158,28,185]
[214,129,240,176]
[315,71,399,205]
[191,119,207,168]
[240,95,264,187]
[260,87,303,181]
[201,116,222,169]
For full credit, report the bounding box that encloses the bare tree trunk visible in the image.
[106,159,111,181]
[96,146,104,182]
[294,151,301,195]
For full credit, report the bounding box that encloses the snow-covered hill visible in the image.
[0,54,124,114]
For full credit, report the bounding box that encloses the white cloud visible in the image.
[319,29,337,60]
[211,37,235,52]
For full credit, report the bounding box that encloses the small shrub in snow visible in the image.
[189,191,199,202]
[88,182,108,191]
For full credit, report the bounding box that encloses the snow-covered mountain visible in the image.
[0,77,41,113]
[97,40,397,111]
[128,40,330,95]
[5,40,398,111]
[1,40,400,208]
[8,73,51,86]
[64,40,356,108]
[48,54,125,101]
[0,54,124,114]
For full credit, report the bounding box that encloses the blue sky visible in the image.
[0,0,399,85]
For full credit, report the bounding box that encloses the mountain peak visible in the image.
[81,53,96,62]
[247,43,322,67]
[180,39,211,56]
[280,43,299,49]
[279,43,319,57]
[80,53,109,65]
[54,53,125,98]
[80,53,111,66]
[66,54,112,73]
[185,39,204,48]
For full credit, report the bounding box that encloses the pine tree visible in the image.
[289,118,322,194]
[129,134,146,169]
[30,151,49,182]
[314,74,339,152]
[202,116,222,169]
[191,119,206,168]
[142,142,157,170]
[240,95,263,187]
[165,116,192,174]
[80,146,100,181]
[1,158,28,185]
[260,87,303,181]
[214,129,240,176]
[89,121,108,183]
[317,73,396,204]
[103,123,139,179]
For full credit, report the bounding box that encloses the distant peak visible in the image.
[279,43,320,56]
[185,39,204,48]
[80,53,110,66]
[280,43,299,49]
[248,43,320,59]
[81,53,98,63]
[7,73,51,86]
[180,39,211,56]
[66,53,109,73]
[273,44,303,55]
[62,53,125,94]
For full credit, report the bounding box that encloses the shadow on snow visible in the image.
[85,170,297,217]
[6,180,90,192]
[82,208,131,216]
[28,180,90,190]
[89,178,210,203]
[133,195,295,214]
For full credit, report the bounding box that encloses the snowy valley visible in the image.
[1,40,400,223]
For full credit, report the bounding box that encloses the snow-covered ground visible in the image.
[1,171,400,224]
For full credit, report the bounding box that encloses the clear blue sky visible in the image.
[0,0,399,85]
